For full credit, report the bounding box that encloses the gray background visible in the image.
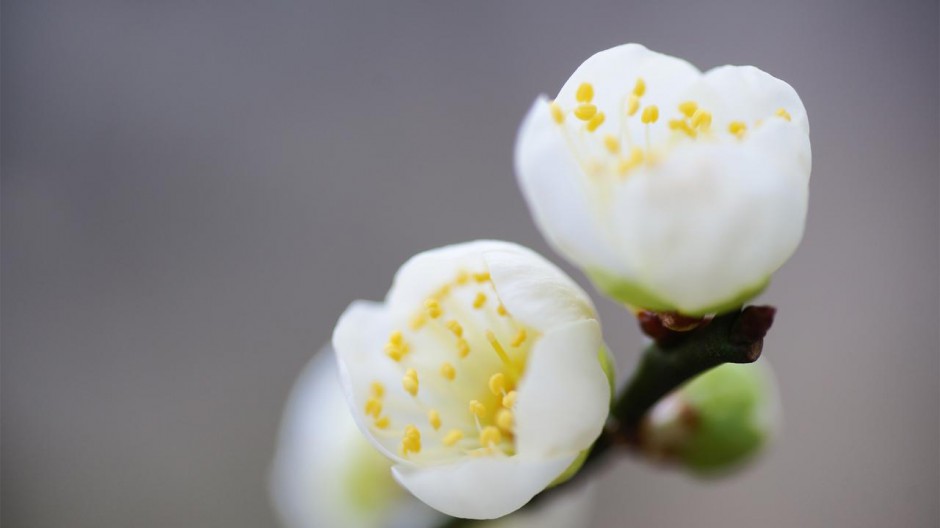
[3,1,938,527]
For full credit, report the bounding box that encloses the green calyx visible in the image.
[586,269,770,317]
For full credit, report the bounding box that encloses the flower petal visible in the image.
[484,245,596,330]
[391,454,578,520]
[515,319,609,458]
[515,97,627,276]
[610,140,808,314]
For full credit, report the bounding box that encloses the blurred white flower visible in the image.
[332,240,612,519]
[270,349,598,528]
[515,43,811,315]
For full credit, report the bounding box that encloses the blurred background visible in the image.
[3,1,938,527]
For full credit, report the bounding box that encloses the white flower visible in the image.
[269,350,441,528]
[332,240,613,520]
[270,348,599,528]
[515,43,811,316]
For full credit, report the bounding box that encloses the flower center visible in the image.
[364,269,537,462]
[550,78,792,180]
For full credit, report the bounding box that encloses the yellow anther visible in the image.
[489,372,507,396]
[678,101,698,118]
[389,331,403,346]
[443,429,464,447]
[402,425,422,455]
[472,292,487,309]
[434,284,451,299]
[575,82,594,103]
[469,400,487,417]
[775,108,792,121]
[402,368,419,397]
[669,119,696,138]
[385,342,406,362]
[510,329,526,347]
[479,426,502,448]
[573,104,597,121]
[690,109,712,130]
[455,270,470,285]
[633,77,646,97]
[496,408,514,432]
[626,94,640,116]
[370,381,385,399]
[446,319,463,337]
[617,147,645,175]
[409,313,427,330]
[502,390,518,408]
[428,409,442,430]
[586,112,605,132]
[473,271,490,283]
[549,101,565,124]
[364,397,383,418]
[457,338,470,358]
[728,121,747,138]
[485,330,512,365]
[425,298,442,319]
[374,416,390,429]
[440,362,456,380]
[603,134,620,153]
[496,304,508,316]
[640,105,659,124]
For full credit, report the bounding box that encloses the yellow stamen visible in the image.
[472,292,487,309]
[510,329,526,347]
[573,104,597,121]
[446,319,463,337]
[440,362,456,380]
[669,119,696,138]
[455,270,470,285]
[489,372,507,396]
[485,331,512,365]
[402,425,421,455]
[617,147,645,175]
[640,105,659,124]
[775,108,792,121]
[469,400,487,417]
[586,112,605,132]
[678,101,698,118]
[374,416,390,429]
[409,313,427,330]
[479,426,502,448]
[425,298,442,319]
[364,397,382,418]
[428,409,442,430]
[443,429,464,447]
[389,331,403,345]
[497,304,508,316]
[370,381,385,399]
[496,408,514,432]
[402,368,419,397]
[626,94,640,116]
[690,109,712,130]
[385,342,406,362]
[575,82,594,103]
[502,390,518,408]
[728,121,747,138]
[632,77,646,97]
[549,101,565,124]
[603,134,620,153]
[473,271,490,283]
[457,338,470,358]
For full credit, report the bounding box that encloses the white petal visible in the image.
[392,454,578,520]
[610,140,808,313]
[556,43,701,143]
[385,240,525,318]
[515,319,609,458]
[482,483,597,528]
[332,300,412,463]
[515,97,626,275]
[484,246,596,330]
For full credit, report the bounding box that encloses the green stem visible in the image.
[434,306,774,528]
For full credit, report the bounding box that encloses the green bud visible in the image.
[640,361,780,476]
